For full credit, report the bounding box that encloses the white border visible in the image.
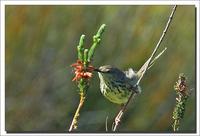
[0,1,199,136]
[0,0,198,5]
[1,1,6,135]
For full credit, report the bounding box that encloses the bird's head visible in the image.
[94,65,125,82]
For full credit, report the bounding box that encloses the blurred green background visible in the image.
[5,5,196,132]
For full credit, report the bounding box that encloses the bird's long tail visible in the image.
[136,47,167,78]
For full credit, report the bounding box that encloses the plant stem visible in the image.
[137,5,177,84]
[173,119,179,131]
[112,93,137,131]
[69,92,85,132]
[88,24,106,62]
[112,5,177,131]
[69,24,106,131]
[172,73,189,132]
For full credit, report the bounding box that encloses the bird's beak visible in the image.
[93,68,108,73]
[93,68,102,73]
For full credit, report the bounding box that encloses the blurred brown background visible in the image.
[5,5,196,132]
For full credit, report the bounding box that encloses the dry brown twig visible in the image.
[111,5,178,131]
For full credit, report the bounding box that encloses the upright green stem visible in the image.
[88,24,106,62]
[69,24,106,131]
[77,35,85,61]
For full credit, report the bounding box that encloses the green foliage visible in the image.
[88,24,106,62]
[76,24,106,94]
[77,24,106,66]
[77,35,85,61]
[172,74,190,131]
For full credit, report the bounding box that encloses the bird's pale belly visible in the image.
[100,82,132,104]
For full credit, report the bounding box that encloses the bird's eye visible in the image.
[106,69,111,73]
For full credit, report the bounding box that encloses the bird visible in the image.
[94,48,166,105]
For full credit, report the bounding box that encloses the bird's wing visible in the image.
[124,68,141,93]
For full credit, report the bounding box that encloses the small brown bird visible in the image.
[95,48,167,104]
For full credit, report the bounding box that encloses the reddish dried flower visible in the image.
[174,74,188,96]
[71,60,94,81]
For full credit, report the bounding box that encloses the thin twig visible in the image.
[112,93,137,131]
[112,5,177,131]
[69,92,85,131]
[148,47,167,70]
[105,116,109,131]
[137,5,177,84]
